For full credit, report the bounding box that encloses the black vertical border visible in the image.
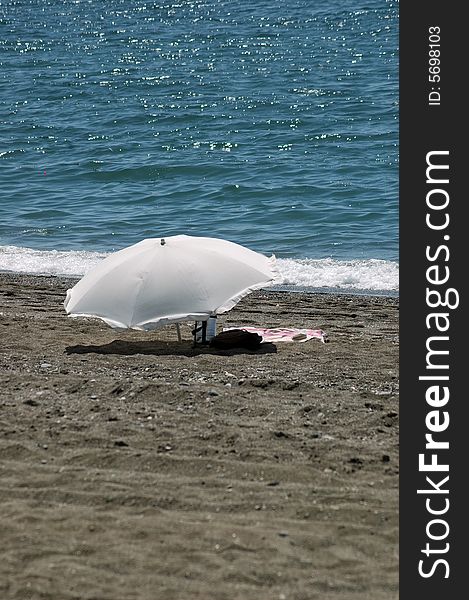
[400,2,465,598]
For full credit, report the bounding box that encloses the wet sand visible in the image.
[0,273,398,600]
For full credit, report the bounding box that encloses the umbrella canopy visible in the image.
[64,235,278,331]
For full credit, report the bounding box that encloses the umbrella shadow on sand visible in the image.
[65,339,277,357]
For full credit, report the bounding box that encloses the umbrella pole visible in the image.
[176,323,182,342]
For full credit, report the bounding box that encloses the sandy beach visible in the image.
[0,273,398,600]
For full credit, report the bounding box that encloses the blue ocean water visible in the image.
[0,0,398,292]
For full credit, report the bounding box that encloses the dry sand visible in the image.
[0,273,398,600]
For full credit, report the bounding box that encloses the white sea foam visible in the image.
[0,245,399,293]
[276,257,399,292]
[0,245,107,277]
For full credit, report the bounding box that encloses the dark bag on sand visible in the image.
[209,329,263,350]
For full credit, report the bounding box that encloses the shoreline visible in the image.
[1,272,399,599]
[272,284,399,298]
[0,269,399,299]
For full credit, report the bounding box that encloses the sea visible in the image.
[0,0,398,295]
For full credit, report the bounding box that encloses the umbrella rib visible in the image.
[127,255,155,328]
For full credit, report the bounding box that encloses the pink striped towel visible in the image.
[222,327,327,343]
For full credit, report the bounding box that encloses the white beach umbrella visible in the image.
[64,235,278,331]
